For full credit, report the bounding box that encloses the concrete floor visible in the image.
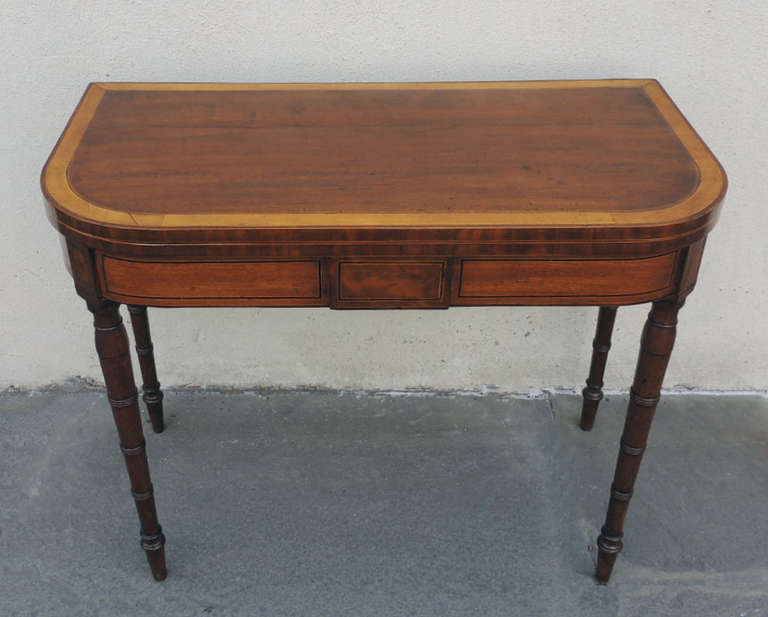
[1,387,767,617]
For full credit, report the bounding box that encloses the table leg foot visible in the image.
[142,529,168,581]
[580,306,618,431]
[92,301,168,581]
[596,527,622,584]
[595,298,681,583]
[128,305,165,433]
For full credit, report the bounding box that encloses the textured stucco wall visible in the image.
[1,1,766,390]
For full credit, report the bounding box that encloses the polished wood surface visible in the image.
[70,86,697,215]
[101,257,324,305]
[42,80,727,585]
[339,262,444,300]
[43,80,725,248]
[456,254,676,303]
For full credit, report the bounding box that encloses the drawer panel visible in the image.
[334,260,447,307]
[99,256,323,306]
[457,253,677,304]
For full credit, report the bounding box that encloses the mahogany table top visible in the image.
[43,80,726,243]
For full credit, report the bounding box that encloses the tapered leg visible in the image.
[595,298,682,583]
[92,301,167,581]
[580,307,618,431]
[127,305,165,433]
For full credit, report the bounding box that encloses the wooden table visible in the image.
[42,80,727,584]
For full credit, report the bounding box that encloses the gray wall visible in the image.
[2,1,765,391]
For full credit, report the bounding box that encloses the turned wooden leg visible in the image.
[92,301,167,581]
[127,305,165,433]
[595,298,681,583]
[580,306,618,431]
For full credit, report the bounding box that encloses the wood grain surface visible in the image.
[43,80,726,244]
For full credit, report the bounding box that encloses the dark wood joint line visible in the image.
[109,393,139,408]
[94,323,123,333]
[582,386,604,402]
[597,527,624,553]
[135,343,154,357]
[132,485,154,501]
[643,349,673,358]
[140,528,166,552]
[648,317,678,329]
[143,389,164,405]
[629,389,660,408]
[593,340,612,353]
[120,440,146,457]
[610,484,633,502]
[619,439,645,456]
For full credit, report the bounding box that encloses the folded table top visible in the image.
[42,80,726,246]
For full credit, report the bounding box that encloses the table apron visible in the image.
[94,251,682,308]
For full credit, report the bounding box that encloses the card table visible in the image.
[42,80,727,583]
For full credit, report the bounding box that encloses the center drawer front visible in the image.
[334,260,448,307]
[99,256,323,306]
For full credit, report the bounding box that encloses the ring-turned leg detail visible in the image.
[595,298,681,584]
[580,306,618,431]
[127,305,164,433]
[93,301,167,581]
